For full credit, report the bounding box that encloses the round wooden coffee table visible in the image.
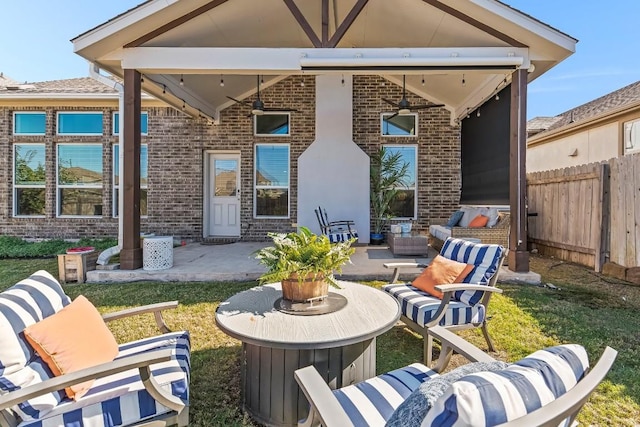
[215,281,400,427]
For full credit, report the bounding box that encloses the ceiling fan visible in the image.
[227,75,298,117]
[382,75,444,119]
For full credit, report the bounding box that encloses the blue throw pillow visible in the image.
[445,211,464,227]
[385,361,508,427]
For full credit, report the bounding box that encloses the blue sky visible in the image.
[1,1,638,119]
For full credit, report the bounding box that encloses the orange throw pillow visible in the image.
[412,255,474,298]
[23,295,119,400]
[468,214,489,228]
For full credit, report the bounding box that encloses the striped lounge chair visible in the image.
[0,270,189,427]
[295,325,617,427]
[382,237,506,366]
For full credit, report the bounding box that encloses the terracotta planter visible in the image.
[281,273,328,302]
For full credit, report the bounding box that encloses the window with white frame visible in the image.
[381,113,417,137]
[57,144,103,216]
[113,144,148,217]
[385,145,417,218]
[254,113,290,136]
[57,112,103,135]
[14,112,46,135]
[112,112,149,135]
[254,144,289,217]
[14,144,46,216]
[624,118,640,155]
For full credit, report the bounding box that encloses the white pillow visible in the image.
[481,207,500,228]
[458,207,482,227]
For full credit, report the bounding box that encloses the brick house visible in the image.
[3,0,576,272]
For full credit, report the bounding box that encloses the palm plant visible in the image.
[370,147,410,235]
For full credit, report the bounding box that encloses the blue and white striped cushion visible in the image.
[19,331,190,427]
[0,270,72,420]
[440,238,504,305]
[329,230,358,243]
[423,344,589,427]
[382,284,485,328]
[333,363,438,427]
[0,270,71,376]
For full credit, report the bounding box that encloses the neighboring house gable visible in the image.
[527,81,640,172]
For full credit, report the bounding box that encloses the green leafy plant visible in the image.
[255,226,355,287]
[370,147,410,234]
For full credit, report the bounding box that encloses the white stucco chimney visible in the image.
[298,75,371,242]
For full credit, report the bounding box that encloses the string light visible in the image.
[476,109,481,117]
[341,74,345,86]
[495,93,500,101]
[140,75,144,83]
[182,100,186,110]
[162,85,166,94]
[300,78,305,87]
[180,75,184,86]
[219,75,224,87]
[421,75,425,86]
[462,74,466,87]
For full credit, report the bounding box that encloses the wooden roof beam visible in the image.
[328,0,369,48]
[421,0,527,48]
[283,0,322,48]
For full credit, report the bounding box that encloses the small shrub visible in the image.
[0,236,118,259]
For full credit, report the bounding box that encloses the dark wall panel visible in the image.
[460,85,511,205]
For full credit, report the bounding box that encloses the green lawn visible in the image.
[1,255,639,426]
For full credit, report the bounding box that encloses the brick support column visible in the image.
[120,69,142,270]
[508,68,530,272]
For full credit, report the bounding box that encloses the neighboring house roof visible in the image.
[0,77,117,95]
[528,80,640,139]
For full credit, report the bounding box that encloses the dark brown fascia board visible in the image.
[124,0,231,48]
[283,0,322,48]
[421,0,527,48]
[328,0,369,48]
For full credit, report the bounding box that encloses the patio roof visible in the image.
[71,0,576,123]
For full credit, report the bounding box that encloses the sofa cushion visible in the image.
[382,284,486,328]
[458,207,483,227]
[481,207,501,228]
[0,270,71,376]
[332,363,437,427]
[19,331,191,427]
[386,361,509,427]
[423,344,589,426]
[428,225,451,243]
[24,295,119,400]
[469,214,489,228]
[445,211,464,227]
[411,255,473,299]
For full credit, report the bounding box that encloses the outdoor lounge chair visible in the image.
[0,270,189,427]
[295,325,617,427]
[382,237,506,366]
[314,206,358,243]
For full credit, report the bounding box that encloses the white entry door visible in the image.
[209,153,241,237]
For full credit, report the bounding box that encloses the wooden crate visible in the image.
[57,251,99,284]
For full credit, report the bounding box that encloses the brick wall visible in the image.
[0,75,462,241]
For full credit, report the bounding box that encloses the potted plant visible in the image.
[255,226,356,302]
[370,147,410,244]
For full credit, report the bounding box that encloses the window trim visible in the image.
[623,118,640,155]
[56,143,104,218]
[254,143,290,219]
[112,111,149,136]
[112,143,149,218]
[13,111,46,136]
[56,111,104,136]
[13,143,46,218]
[380,112,418,137]
[384,144,418,220]
[254,112,291,137]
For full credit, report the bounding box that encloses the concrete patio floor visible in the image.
[86,242,541,285]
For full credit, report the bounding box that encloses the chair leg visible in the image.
[481,323,496,352]
[424,331,434,367]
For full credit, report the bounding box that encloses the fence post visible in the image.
[595,162,610,272]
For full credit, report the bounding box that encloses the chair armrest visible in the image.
[294,366,354,427]
[102,301,178,333]
[384,263,428,283]
[327,220,355,226]
[429,325,496,372]
[435,284,503,294]
[0,349,184,412]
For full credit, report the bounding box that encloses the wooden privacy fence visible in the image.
[527,153,640,276]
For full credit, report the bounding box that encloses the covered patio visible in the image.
[72,0,577,274]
